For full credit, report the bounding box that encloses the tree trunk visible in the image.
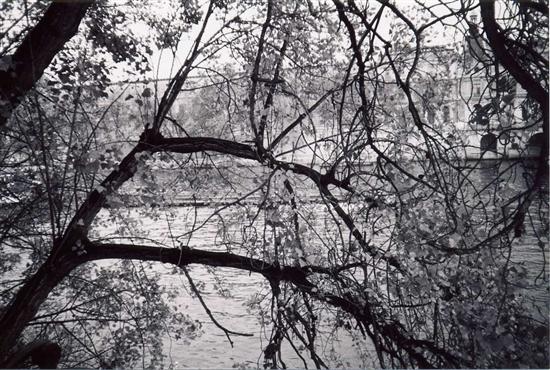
[0,253,80,365]
[0,1,92,128]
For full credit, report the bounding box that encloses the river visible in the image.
[94,204,377,368]
[90,161,549,368]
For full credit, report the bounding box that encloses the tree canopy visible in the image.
[0,0,548,368]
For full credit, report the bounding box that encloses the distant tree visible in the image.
[0,0,548,368]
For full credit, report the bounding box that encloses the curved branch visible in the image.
[479,1,548,113]
[181,266,252,345]
[479,0,549,237]
[82,240,457,367]
[152,136,258,160]
[84,241,316,289]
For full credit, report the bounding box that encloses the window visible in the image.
[443,106,450,122]
[472,80,481,98]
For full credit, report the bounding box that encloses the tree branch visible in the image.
[181,266,252,345]
[151,136,258,160]
[82,240,457,366]
[84,241,316,289]
[479,0,548,120]
[0,0,93,128]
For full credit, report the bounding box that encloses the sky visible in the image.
[125,0,476,82]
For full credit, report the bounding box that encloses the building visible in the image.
[103,17,544,167]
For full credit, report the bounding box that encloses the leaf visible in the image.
[142,87,152,98]
[448,233,461,248]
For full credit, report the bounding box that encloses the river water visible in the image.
[95,204,376,368]
[91,161,549,368]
